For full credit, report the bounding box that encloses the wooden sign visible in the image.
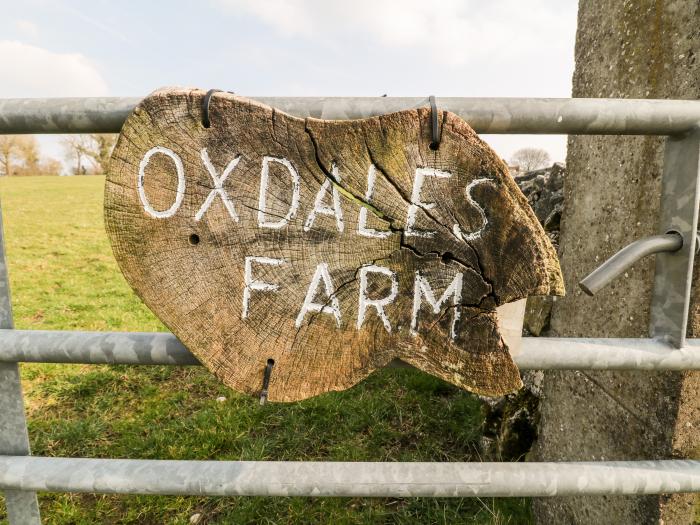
[105,88,564,402]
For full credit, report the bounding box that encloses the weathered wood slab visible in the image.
[105,88,564,402]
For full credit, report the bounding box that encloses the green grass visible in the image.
[0,176,531,524]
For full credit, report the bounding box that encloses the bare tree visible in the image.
[509,148,551,172]
[86,134,118,174]
[0,135,39,176]
[62,134,117,175]
[62,135,94,175]
[0,136,21,176]
[17,137,39,173]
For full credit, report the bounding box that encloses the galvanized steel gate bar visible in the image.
[8,329,700,370]
[3,456,700,498]
[0,208,40,525]
[1,96,700,135]
[1,96,700,524]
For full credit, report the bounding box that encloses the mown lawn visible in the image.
[0,176,531,524]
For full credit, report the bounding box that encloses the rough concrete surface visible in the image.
[533,1,700,524]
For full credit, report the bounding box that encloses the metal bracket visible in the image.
[650,128,700,348]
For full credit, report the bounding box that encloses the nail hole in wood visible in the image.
[441,252,455,264]
[189,233,200,245]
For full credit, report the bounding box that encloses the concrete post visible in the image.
[533,1,700,524]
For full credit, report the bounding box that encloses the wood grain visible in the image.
[104,88,564,402]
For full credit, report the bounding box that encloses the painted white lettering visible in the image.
[411,271,463,339]
[405,167,452,237]
[138,146,185,219]
[358,164,391,238]
[242,256,285,319]
[258,156,301,229]
[304,164,344,232]
[195,148,241,222]
[295,262,342,328]
[452,178,493,242]
[357,264,398,333]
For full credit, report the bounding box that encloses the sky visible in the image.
[0,0,579,169]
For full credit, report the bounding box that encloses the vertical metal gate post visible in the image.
[0,202,41,524]
[650,127,700,346]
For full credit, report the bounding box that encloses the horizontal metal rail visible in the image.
[0,330,200,365]
[1,97,700,135]
[513,337,700,369]
[2,329,700,370]
[1,456,699,497]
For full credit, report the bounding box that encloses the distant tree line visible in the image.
[0,134,117,176]
[0,136,59,176]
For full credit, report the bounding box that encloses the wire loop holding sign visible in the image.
[429,95,441,150]
[202,89,236,128]
[201,89,222,128]
[259,358,275,405]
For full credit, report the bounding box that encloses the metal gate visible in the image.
[1,96,700,524]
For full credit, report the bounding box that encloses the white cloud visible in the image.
[215,0,576,68]
[0,40,109,98]
[14,19,39,39]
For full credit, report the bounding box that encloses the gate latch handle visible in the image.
[579,232,684,296]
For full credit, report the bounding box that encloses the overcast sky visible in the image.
[0,0,578,168]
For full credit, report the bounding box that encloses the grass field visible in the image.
[0,176,531,524]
